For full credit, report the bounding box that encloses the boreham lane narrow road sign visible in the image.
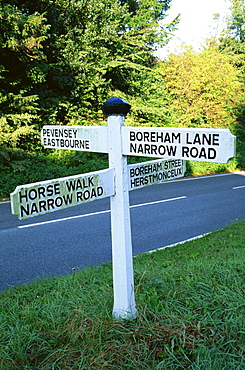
[122,126,236,163]
[11,168,114,220]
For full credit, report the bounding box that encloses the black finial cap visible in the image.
[102,97,131,117]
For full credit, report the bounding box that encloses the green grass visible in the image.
[1,220,245,369]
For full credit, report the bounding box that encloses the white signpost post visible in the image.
[10,97,236,320]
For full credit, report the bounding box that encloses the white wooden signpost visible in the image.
[10,97,236,320]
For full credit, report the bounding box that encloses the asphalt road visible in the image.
[1,172,245,291]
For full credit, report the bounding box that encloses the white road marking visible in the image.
[148,233,211,254]
[18,210,111,229]
[233,185,245,190]
[18,196,187,229]
[130,196,187,209]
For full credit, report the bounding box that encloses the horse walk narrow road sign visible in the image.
[11,169,114,220]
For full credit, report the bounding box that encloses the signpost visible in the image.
[11,169,114,220]
[10,96,236,320]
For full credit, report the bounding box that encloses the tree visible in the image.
[225,0,245,41]
[218,0,245,169]
[217,1,245,71]
[158,47,242,128]
[0,2,50,151]
[0,0,177,146]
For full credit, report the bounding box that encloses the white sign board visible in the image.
[122,127,236,163]
[11,168,114,220]
[128,159,186,190]
[41,125,108,153]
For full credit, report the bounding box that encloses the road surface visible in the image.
[0,172,245,291]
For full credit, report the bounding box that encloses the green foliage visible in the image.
[0,2,50,151]
[225,0,245,42]
[158,47,243,129]
[216,0,245,168]
[0,0,176,149]
[0,221,245,369]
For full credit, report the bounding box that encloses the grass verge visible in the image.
[0,220,245,369]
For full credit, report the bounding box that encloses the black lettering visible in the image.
[208,148,216,159]
[55,196,63,207]
[148,132,155,142]
[173,133,181,143]
[186,133,192,145]
[164,133,171,143]
[20,204,29,217]
[213,134,219,146]
[54,183,60,195]
[63,193,73,205]
[130,131,135,141]
[193,133,201,145]
[130,143,137,153]
[39,200,47,212]
[47,198,55,209]
[199,147,207,159]
[156,132,164,142]
[88,177,94,187]
[149,145,156,155]
[66,180,76,192]
[76,192,83,202]
[144,144,151,154]
[30,203,38,215]
[138,144,144,154]
[144,132,150,142]
[182,146,189,157]
[136,132,143,141]
[29,189,38,200]
[130,169,135,178]
[166,146,177,156]
[202,133,211,146]
[76,179,83,189]
[83,190,90,200]
[190,147,199,158]
[97,187,103,196]
[90,188,96,198]
[19,190,29,203]
[46,185,53,197]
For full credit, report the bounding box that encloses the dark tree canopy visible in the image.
[0,0,177,152]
